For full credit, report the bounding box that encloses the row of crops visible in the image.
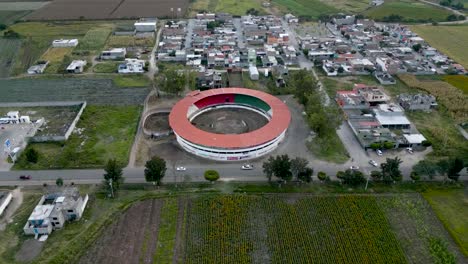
[184,195,407,264]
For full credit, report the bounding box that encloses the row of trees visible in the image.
[412,158,464,182]
[262,154,314,183]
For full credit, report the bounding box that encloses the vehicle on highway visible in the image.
[369,160,378,167]
[241,164,254,170]
[406,147,414,154]
[176,166,186,171]
[376,149,383,156]
[19,175,31,180]
[349,166,360,170]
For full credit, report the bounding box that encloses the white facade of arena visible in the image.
[177,104,285,161]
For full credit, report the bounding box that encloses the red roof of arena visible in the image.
[169,88,291,149]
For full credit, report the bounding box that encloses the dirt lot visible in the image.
[144,113,170,133]
[27,0,189,20]
[191,108,268,134]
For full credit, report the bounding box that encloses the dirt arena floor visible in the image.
[191,108,268,134]
[144,113,169,133]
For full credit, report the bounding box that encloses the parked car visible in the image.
[176,166,186,171]
[241,164,254,170]
[406,147,414,154]
[369,160,378,167]
[19,175,31,180]
[349,165,360,170]
[376,149,383,156]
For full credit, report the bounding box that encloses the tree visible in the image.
[317,171,327,182]
[410,171,420,182]
[383,141,395,149]
[369,142,381,150]
[298,168,314,183]
[413,160,438,179]
[447,158,464,181]
[262,155,292,182]
[341,169,365,186]
[422,140,432,147]
[371,170,382,181]
[0,24,6,31]
[103,159,124,197]
[412,43,422,52]
[204,170,220,183]
[145,156,166,186]
[157,65,187,95]
[336,170,345,180]
[56,177,64,187]
[3,29,19,38]
[290,157,308,180]
[381,157,403,184]
[25,148,39,163]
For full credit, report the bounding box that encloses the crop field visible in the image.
[0,78,149,105]
[190,0,267,16]
[27,0,189,20]
[74,25,114,54]
[75,194,467,264]
[364,0,453,22]
[411,24,468,69]
[443,75,468,94]
[14,105,141,169]
[273,0,338,19]
[0,2,49,10]
[0,10,30,25]
[423,189,468,257]
[106,35,154,48]
[0,38,22,78]
[39,47,74,73]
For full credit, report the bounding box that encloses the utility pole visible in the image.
[109,178,114,198]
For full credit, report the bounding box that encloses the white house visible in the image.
[24,188,88,236]
[27,61,49,74]
[52,39,79,48]
[0,111,31,124]
[100,48,126,60]
[249,66,259,80]
[0,192,13,216]
[134,20,157,32]
[66,60,87,73]
[118,58,145,73]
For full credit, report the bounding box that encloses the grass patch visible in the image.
[411,24,468,69]
[40,47,74,74]
[364,0,453,22]
[75,25,114,54]
[307,133,349,163]
[190,0,267,16]
[93,61,121,73]
[13,105,141,169]
[317,0,369,12]
[273,0,337,19]
[106,35,154,48]
[113,75,151,88]
[153,198,178,263]
[423,189,468,257]
[443,75,468,94]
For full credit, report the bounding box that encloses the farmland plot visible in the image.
[0,78,149,105]
[0,38,21,78]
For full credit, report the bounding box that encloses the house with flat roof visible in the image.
[118,58,145,73]
[27,61,49,75]
[24,188,88,236]
[101,48,126,60]
[66,60,87,74]
[354,84,389,106]
[397,93,437,111]
[373,104,411,129]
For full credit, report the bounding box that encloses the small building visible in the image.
[374,104,411,129]
[134,19,157,32]
[27,61,49,75]
[100,48,127,60]
[118,58,145,73]
[374,72,396,85]
[23,188,88,236]
[0,191,13,216]
[285,14,299,23]
[0,111,31,124]
[249,66,259,80]
[403,133,427,147]
[66,60,87,74]
[52,39,79,48]
[354,84,389,106]
[397,93,437,111]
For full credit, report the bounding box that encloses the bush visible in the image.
[317,171,327,181]
[25,148,39,163]
[369,143,381,150]
[383,141,395,149]
[422,140,432,147]
[410,171,420,182]
[336,171,345,180]
[371,171,382,181]
[204,170,220,183]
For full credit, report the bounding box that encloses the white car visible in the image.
[350,165,360,170]
[369,160,378,167]
[376,149,383,156]
[241,164,254,170]
[406,147,414,154]
[176,166,186,171]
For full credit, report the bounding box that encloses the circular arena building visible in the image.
[169,88,291,161]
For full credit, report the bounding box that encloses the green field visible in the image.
[273,0,338,19]
[443,75,468,94]
[411,24,468,70]
[14,105,141,169]
[0,78,149,104]
[0,38,21,77]
[423,189,468,257]
[93,61,120,73]
[190,0,267,16]
[113,75,151,88]
[74,25,114,55]
[364,0,453,22]
[0,10,30,25]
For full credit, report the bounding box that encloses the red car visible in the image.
[19,175,31,180]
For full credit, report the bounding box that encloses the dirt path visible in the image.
[172,198,187,264]
[142,199,163,264]
[0,188,23,231]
